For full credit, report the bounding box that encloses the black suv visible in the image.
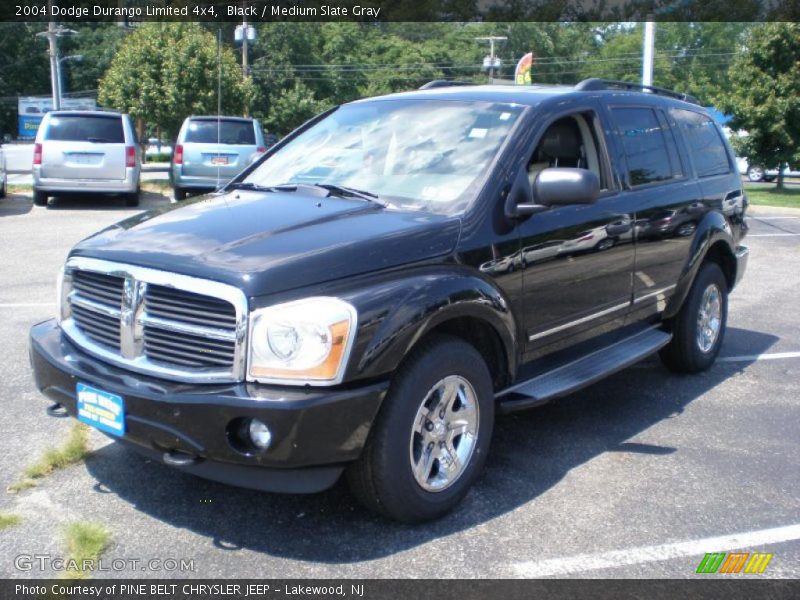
[30,79,749,522]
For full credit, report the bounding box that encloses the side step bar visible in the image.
[496,327,672,414]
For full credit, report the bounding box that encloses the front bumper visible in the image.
[30,320,388,493]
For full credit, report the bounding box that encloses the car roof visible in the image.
[350,84,705,112]
[188,116,255,122]
[47,110,123,117]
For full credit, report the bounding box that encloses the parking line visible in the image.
[747,233,800,237]
[717,351,800,363]
[512,523,800,577]
[0,303,55,308]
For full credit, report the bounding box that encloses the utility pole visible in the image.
[45,1,61,110]
[642,20,655,87]
[241,4,248,78]
[475,36,507,83]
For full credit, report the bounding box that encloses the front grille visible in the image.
[61,258,247,383]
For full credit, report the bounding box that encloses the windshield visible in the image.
[243,99,524,213]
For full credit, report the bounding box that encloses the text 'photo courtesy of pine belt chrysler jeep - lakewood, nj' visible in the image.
[29,79,749,523]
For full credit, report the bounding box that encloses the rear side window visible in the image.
[184,120,255,145]
[44,115,125,143]
[611,107,683,186]
[672,109,731,178]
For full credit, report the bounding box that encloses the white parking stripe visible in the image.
[512,523,800,577]
[718,351,800,363]
[752,216,800,220]
[747,233,800,237]
[0,303,55,308]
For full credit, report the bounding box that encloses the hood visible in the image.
[70,190,461,297]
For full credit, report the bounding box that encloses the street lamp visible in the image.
[58,55,83,99]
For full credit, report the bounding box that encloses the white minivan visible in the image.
[32,111,141,207]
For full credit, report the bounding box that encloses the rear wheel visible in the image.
[32,191,48,206]
[124,190,140,207]
[347,335,494,522]
[0,176,6,198]
[660,261,728,373]
[173,186,187,201]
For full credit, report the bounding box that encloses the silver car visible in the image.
[32,110,141,207]
[171,116,267,200]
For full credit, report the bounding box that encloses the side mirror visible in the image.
[512,168,600,218]
[533,168,600,207]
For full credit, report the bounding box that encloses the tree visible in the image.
[98,23,254,140]
[718,23,800,189]
[0,22,50,137]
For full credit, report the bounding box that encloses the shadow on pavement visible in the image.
[0,193,33,217]
[44,191,171,211]
[83,326,779,563]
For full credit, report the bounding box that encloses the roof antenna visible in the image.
[216,28,222,190]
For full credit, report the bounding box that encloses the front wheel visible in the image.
[347,335,494,522]
[660,261,728,373]
[747,166,765,182]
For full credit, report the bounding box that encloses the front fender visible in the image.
[341,266,518,383]
[664,211,736,320]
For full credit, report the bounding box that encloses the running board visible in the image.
[496,328,672,414]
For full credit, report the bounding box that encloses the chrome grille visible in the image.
[60,257,248,383]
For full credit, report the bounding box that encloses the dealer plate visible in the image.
[76,383,126,436]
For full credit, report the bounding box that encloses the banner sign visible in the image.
[17,96,97,139]
[514,53,534,85]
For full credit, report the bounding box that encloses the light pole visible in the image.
[475,36,507,83]
[642,20,655,87]
[58,55,83,99]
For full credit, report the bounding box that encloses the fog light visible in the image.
[247,419,272,450]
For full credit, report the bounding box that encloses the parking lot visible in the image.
[0,190,798,579]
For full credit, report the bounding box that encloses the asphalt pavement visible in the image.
[0,191,797,579]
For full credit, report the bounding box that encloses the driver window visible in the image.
[527,113,607,191]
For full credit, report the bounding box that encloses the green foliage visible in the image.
[0,23,50,137]
[98,23,252,139]
[718,23,800,188]
[63,521,111,579]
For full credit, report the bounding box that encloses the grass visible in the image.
[141,180,172,194]
[7,424,90,493]
[62,521,111,580]
[744,183,800,208]
[7,183,32,193]
[0,512,22,530]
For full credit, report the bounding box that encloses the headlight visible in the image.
[56,265,71,323]
[247,297,357,385]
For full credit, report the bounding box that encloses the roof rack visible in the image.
[575,78,699,105]
[419,80,477,90]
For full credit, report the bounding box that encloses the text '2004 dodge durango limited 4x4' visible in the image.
[30,79,749,522]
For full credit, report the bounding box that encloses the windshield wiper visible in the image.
[311,183,386,206]
[227,181,279,193]
[87,137,112,143]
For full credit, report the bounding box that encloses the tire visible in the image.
[32,191,48,207]
[347,334,494,523]
[676,222,697,237]
[0,176,6,199]
[595,238,614,251]
[659,261,728,374]
[124,190,140,207]
[173,186,187,201]
[747,166,765,182]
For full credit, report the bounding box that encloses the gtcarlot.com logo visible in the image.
[696,552,773,574]
[15,554,196,573]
